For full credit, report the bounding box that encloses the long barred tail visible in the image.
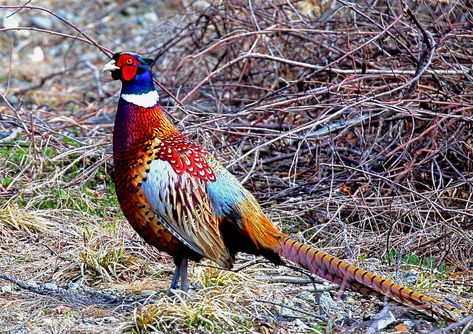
[276,236,466,321]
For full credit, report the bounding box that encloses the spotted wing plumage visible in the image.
[157,133,216,182]
[141,136,232,268]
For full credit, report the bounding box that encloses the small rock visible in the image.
[57,11,75,22]
[31,15,53,30]
[123,6,137,16]
[28,281,39,288]
[142,12,158,23]
[319,291,337,313]
[2,12,29,38]
[376,315,396,330]
[0,131,13,140]
[297,291,315,303]
[371,307,396,331]
[402,272,419,285]
[140,290,157,297]
[402,320,416,330]
[279,305,298,318]
[29,46,45,63]
[103,316,120,324]
[41,282,58,291]
[5,94,18,105]
[293,318,310,332]
[1,285,13,294]
[364,258,382,264]
[193,0,211,11]
[7,326,30,334]
[2,12,21,29]
[10,78,31,90]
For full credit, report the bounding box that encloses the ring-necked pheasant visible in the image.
[103,52,466,321]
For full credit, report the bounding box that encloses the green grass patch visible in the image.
[0,145,29,165]
[125,296,254,334]
[385,249,449,273]
[79,245,142,283]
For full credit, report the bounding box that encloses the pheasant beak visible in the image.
[102,59,120,72]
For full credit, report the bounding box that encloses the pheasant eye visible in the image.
[126,58,133,65]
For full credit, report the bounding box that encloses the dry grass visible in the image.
[1,0,472,333]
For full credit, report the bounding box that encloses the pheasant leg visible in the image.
[168,264,181,295]
[180,258,189,292]
[168,258,189,295]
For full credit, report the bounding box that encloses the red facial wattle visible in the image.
[116,55,139,81]
[121,65,137,81]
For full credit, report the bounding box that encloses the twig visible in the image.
[255,299,328,320]
[0,274,119,306]
[183,11,404,103]
[427,316,473,334]
[0,27,104,49]
[0,5,113,58]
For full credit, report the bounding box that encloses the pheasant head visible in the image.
[103,52,156,98]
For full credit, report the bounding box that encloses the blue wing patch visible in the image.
[206,168,248,217]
